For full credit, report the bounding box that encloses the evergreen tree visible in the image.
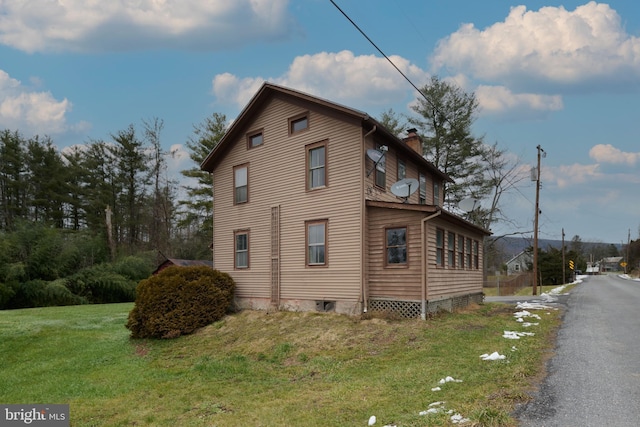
[409,76,487,208]
[25,136,68,227]
[109,125,150,253]
[0,130,28,230]
[177,113,227,258]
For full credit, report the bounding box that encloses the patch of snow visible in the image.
[480,352,506,360]
[514,310,541,320]
[431,386,441,391]
[516,302,556,310]
[368,415,376,425]
[451,413,471,424]
[503,330,535,339]
[439,376,463,384]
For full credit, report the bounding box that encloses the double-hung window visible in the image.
[234,230,249,269]
[397,159,406,180]
[436,228,444,267]
[419,173,426,204]
[458,235,465,268]
[234,164,248,204]
[447,232,455,268]
[473,240,480,269]
[307,141,327,189]
[386,227,407,265]
[466,238,472,269]
[433,181,440,206]
[307,220,327,266]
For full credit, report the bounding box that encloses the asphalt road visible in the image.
[515,274,640,427]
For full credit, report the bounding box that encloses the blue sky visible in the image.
[1,0,639,245]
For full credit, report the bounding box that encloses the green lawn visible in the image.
[0,301,562,426]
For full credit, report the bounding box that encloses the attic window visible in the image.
[248,130,263,148]
[289,114,309,134]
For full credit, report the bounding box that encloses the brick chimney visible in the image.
[403,128,422,155]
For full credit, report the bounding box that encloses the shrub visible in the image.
[65,265,136,304]
[126,266,235,339]
[112,256,153,282]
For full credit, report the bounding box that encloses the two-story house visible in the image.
[201,82,490,319]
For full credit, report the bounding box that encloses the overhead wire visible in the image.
[329,0,542,232]
[328,0,451,128]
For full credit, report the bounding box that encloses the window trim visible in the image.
[289,112,309,135]
[234,229,250,269]
[385,226,408,267]
[306,219,328,267]
[233,163,249,205]
[466,237,472,269]
[247,129,264,149]
[306,140,328,191]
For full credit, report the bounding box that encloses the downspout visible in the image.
[210,172,215,267]
[421,210,442,320]
[361,124,377,313]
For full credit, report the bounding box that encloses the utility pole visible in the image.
[532,145,545,295]
[626,229,631,275]
[562,228,566,284]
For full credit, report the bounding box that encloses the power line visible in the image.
[328,0,441,116]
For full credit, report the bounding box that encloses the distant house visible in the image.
[600,256,623,272]
[153,258,214,275]
[200,82,490,319]
[505,251,532,275]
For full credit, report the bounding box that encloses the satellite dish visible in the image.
[458,197,480,212]
[390,178,419,201]
[366,149,386,175]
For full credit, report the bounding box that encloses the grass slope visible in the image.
[0,302,562,426]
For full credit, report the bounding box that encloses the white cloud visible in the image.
[212,73,266,109]
[589,144,640,166]
[475,85,563,118]
[431,2,640,89]
[0,0,295,53]
[212,50,429,109]
[550,163,601,189]
[0,70,75,135]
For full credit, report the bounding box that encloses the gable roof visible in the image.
[505,250,532,265]
[200,82,452,183]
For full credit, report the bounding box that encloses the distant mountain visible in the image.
[489,236,623,262]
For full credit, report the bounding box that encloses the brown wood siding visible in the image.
[364,137,437,205]
[426,217,484,299]
[213,96,364,302]
[366,206,484,301]
[367,207,423,300]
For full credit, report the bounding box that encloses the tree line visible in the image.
[0,113,228,309]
